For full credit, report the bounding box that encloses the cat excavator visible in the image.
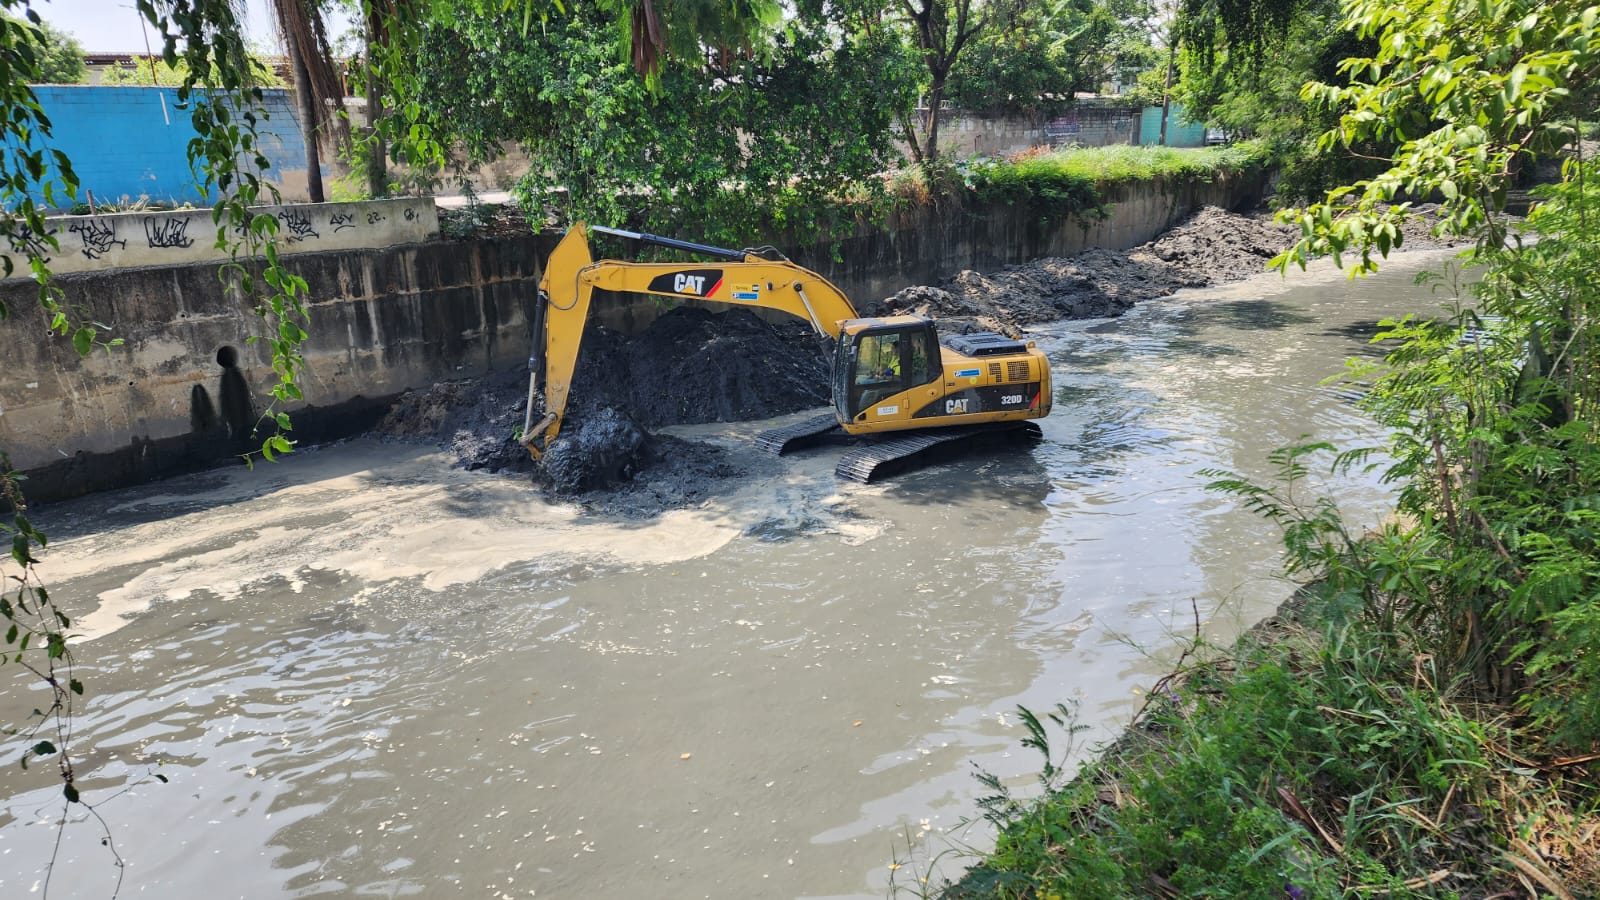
[520,223,1052,482]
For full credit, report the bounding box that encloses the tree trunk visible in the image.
[363,19,386,199]
[925,81,945,165]
[1158,38,1177,147]
[288,30,325,203]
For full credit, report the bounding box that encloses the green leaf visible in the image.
[1506,62,1528,102]
[71,326,93,357]
[11,533,32,567]
[31,740,55,757]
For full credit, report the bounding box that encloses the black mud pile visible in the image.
[377,369,537,475]
[377,306,821,507]
[875,206,1292,334]
[587,306,829,428]
[877,248,1203,336]
[1144,205,1299,283]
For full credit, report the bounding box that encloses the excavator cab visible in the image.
[832,317,941,422]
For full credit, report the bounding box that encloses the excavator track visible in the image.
[833,421,1042,483]
[754,413,844,455]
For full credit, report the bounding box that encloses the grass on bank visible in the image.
[880,141,1273,231]
[939,598,1600,899]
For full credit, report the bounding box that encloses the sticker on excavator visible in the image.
[955,368,981,377]
[876,405,899,415]
[731,283,761,301]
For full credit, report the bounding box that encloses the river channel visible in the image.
[0,253,1463,898]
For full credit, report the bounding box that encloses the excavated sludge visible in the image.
[833,421,1043,483]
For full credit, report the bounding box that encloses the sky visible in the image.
[37,0,350,53]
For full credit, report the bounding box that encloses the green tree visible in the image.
[899,0,1024,165]
[1164,0,1316,146]
[945,0,1153,117]
[1172,0,1379,198]
[1276,0,1600,744]
[15,17,84,84]
[362,0,786,181]
[401,0,918,242]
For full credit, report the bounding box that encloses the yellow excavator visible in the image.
[520,224,1052,482]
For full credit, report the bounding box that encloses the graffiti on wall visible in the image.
[144,216,195,249]
[68,218,127,260]
[278,208,320,243]
[14,200,438,278]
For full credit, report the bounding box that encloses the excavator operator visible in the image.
[882,345,901,378]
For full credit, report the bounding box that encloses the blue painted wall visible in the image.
[31,85,313,206]
[1139,105,1207,148]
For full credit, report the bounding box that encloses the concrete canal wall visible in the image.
[0,170,1266,501]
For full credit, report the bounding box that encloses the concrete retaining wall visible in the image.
[1,169,1265,502]
[1,235,550,500]
[905,105,1143,159]
[30,198,439,277]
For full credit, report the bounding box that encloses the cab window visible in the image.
[856,333,903,384]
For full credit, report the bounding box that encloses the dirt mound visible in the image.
[881,284,1021,338]
[877,207,1268,336]
[618,307,829,427]
[377,306,825,506]
[377,369,536,475]
[1145,206,1298,283]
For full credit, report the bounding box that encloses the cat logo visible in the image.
[647,268,724,298]
[945,398,970,414]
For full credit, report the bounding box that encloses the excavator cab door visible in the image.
[834,321,940,423]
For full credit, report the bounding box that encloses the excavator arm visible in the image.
[521,223,861,458]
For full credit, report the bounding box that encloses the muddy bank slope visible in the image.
[379,205,1447,506]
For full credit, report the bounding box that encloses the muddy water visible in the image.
[0,255,1456,898]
